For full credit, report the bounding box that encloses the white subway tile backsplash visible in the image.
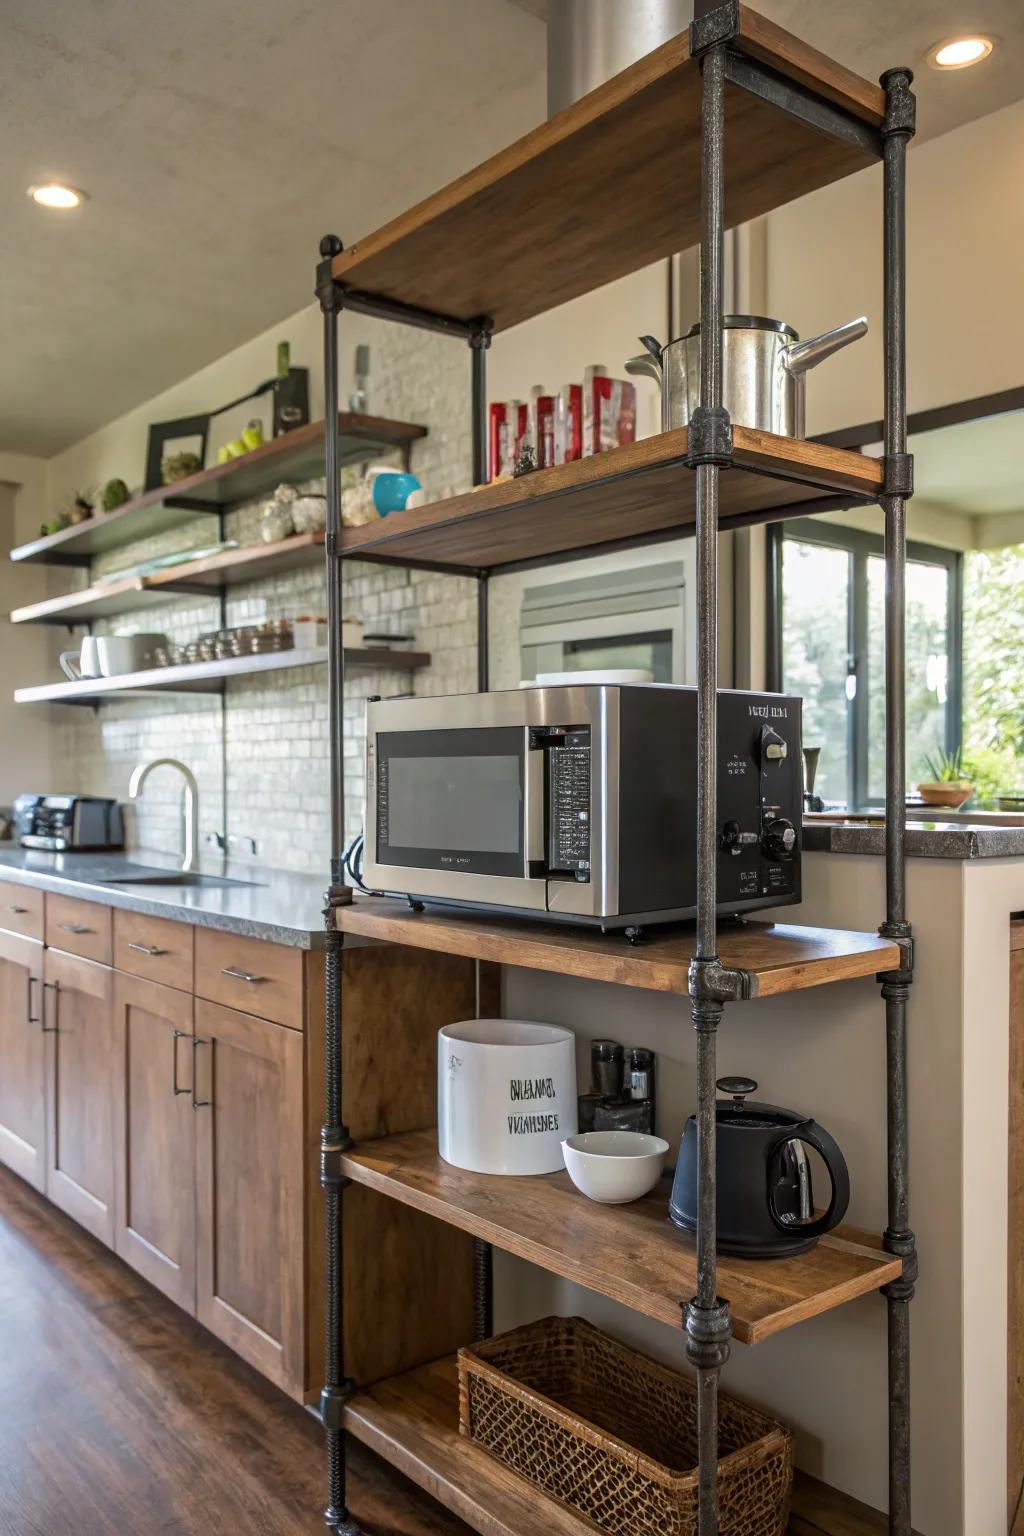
[61,325,478,869]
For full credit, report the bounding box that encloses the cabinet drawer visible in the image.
[0,881,44,941]
[113,908,194,991]
[45,892,112,965]
[194,927,304,1030]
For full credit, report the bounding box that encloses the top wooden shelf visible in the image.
[9,413,426,569]
[330,5,884,333]
[337,898,898,1000]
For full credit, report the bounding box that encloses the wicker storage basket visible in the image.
[458,1316,793,1536]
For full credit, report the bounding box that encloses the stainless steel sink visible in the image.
[109,873,258,889]
[96,863,259,890]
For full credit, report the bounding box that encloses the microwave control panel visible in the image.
[531,726,591,879]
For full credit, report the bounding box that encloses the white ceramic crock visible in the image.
[438,1019,578,1175]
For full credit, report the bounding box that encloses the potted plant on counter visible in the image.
[918,747,974,809]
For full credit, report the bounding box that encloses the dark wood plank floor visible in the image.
[0,1165,467,1536]
[0,1164,897,1536]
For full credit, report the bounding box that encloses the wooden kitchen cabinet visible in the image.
[43,947,116,1246]
[193,996,305,1395]
[0,927,46,1192]
[112,972,196,1310]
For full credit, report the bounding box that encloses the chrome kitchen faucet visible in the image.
[128,758,199,872]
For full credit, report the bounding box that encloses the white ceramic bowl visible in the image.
[438,1019,578,1175]
[561,1131,670,1204]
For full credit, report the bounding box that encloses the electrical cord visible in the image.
[342,829,427,910]
[342,831,375,893]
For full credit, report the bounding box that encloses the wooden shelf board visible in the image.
[9,532,328,625]
[9,413,427,567]
[346,1355,595,1536]
[341,1130,900,1347]
[339,428,883,573]
[13,645,429,706]
[330,8,883,333]
[337,898,898,1000]
[345,1357,899,1535]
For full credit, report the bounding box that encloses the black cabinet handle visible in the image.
[41,980,60,1033]
[9,904,29,915]
[191,1037,211,1109]
[27,973,40,1025]
[172,1029,191,1096]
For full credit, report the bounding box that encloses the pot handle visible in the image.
[766,1120,850,1240]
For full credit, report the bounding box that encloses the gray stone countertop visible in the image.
[803,817,1024,859]
[0,847,328,948]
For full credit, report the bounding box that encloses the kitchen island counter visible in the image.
[0,846,328,947]
[804,815,1024,859]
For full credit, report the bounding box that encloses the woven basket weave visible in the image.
[458,1316,793,1536]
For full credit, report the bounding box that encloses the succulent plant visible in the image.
[161,451,201,485]
[101,478,130,512]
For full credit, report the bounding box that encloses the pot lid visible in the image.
[681,314,798,341]
[689,1075,809,1130]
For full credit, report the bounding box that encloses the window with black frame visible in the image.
[767,518,963,811]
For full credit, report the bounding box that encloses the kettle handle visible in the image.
[766,1120,850,1240]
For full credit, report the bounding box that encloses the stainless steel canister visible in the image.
[625,314,868,438]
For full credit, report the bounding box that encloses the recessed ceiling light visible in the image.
[27,183,87,209]
[928,35,996,69]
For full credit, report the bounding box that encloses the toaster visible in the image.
[13,793,125,852]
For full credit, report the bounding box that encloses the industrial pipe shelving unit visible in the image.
[313,5,916,1533]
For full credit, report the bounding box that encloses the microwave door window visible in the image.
[378,729,525,877]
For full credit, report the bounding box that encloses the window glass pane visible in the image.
[867,557,950,799]
[780,540,850,806]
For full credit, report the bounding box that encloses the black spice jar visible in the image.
[668,1076,850,1258]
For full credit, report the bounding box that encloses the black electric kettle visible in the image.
[668,1076,850,1259]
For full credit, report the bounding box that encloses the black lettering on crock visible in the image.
[509,1076,557,1102]
[507,1113,560,1136]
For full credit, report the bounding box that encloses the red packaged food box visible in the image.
[490,401,530,479]
[535,394,556,468]
[583,367,636,456]
[489,402,511,481]
[555,384,582,465]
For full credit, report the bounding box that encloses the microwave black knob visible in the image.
[762,817,797,860]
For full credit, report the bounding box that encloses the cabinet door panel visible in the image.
[44,949,115,1245]
[194,999,303,1396]
[113,973,196,1309]
[0,930,46,1191]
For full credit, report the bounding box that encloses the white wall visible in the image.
[0,455,59,802]
[766,97,1024,437]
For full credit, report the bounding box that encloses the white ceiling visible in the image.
[913,409,1024,517]
[1,0,546,456]
[3,0,1023,457]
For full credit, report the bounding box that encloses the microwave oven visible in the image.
[364,684,802,930]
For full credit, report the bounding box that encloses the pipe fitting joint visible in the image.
[684,1298,732,1369]
[685,404,734,467]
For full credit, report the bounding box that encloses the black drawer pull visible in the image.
[191,1037,211,1109]
[9,904,29,915]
